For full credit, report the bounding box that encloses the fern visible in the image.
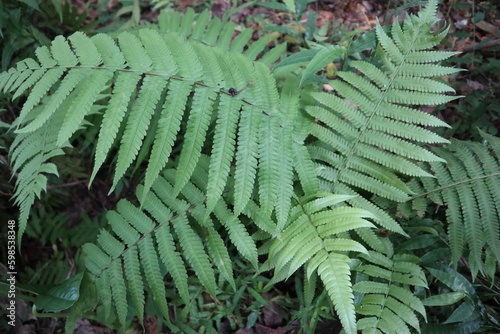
[1,27,293,241]
[156,7,287,66]
[307,0,460,236]
[353,251,427,333]
[9,100,67,244]
[81,158,260,329]
[260,1,464,332]
[401,130,500,279]
[264,193,376,333]
[1,1,478,333]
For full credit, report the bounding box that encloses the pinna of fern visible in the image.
[400,130,500,280]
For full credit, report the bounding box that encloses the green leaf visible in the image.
[275,48,319,69]
[112,76,169,192]
[18,0,40,10]
[347,28,385,55]
[422,292,466,306]
[319,252,356,334]
[34,272,84,312]
[300,45,345,87]
[445,302,481,324]
[282,0,296,13]
[426,267,477,298]
[205,94,242,217]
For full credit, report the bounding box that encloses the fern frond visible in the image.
[266,193,377,334]
[303,1,458,246]
[205,224,236,290]
[231,61,264,215]
[154,223,189,303]
[404,133,500,279]
[80,182,193,324]
[283,103,318,199]
[2,26,293,241]
[81,160,262,325]
[90,71,141,184]
[353,251,427,333]
[319,252,357,333]
[9,104,67,244]
[232,101,261,214]
[142,79,191,196]
[258,110,280,216]
[173,86,216,196]
[256,62,282,216]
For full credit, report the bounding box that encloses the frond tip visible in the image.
[306,0,459,246]
[353,252,428,333]
[308,8,459,196]
[267,193,376,334]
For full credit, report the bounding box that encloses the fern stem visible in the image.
[7,64,277,118]
[409,172,500,201]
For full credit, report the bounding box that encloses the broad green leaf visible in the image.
[275,48,319,69]
[300,45,345,87]
[422,292,466,306]
[283,0,296,13]
[34,272,84,312]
